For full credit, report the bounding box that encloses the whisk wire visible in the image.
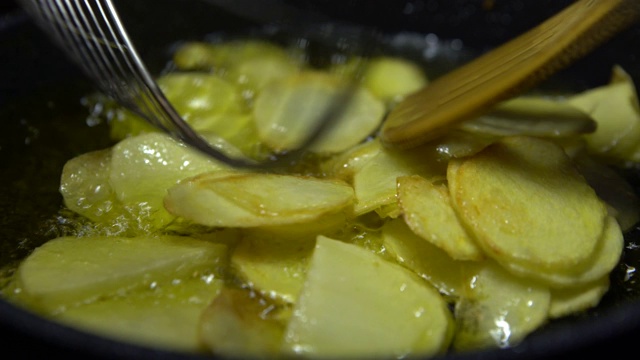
[19,0,375,169]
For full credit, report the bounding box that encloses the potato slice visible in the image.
[381,218,473,298]
[352,144,446,215]
[17,235,227,312]
[54,275,224,352]
[569,66,640,161]
[361,56,428,105]
[397,175,483,261]
[199,287,287,357]
[448,136,607,272]
[460,96,596,137]
[282,236,453,358]
[319,138,382,182]
[548,276,610,319]
[109,72,252,144]
[503,215,623,288]
[230,235,315,304]
[253,71,385,154]
[109,132,228,229]
[453,261,550,350]
[59,149,118,224]
[165,172,354,227]
[173,40,299,74]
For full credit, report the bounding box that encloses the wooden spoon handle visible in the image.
[381,0,640,149]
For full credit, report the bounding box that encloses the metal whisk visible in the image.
[18,0,355,169]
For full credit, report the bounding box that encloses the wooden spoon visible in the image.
[381,0,640,149]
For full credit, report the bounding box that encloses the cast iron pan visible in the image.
[1,0,640,359]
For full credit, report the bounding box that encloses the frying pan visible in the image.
[1,0,640,359]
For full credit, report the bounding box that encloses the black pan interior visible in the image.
[1,1,640,359]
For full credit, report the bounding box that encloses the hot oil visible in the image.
[0,80,113,283]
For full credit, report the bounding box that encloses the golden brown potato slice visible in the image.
[448,136,607,272]
[453,261,550,351]
[165,172,354,227]
[397,175,483,261]
[503,215,623,288]
[199,287,287,357]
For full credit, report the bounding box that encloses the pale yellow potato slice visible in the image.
[319,138,382,182]
[453,261,551,351]
[55,275,224,352]
[230,235,315,304]
[173,40,299,74]
[253,71,385,154]
[569,66,640,161]
[381,218,473,298]
[228,54,300,93]
[430,130,497,160]
[59,149,117,224]
[460,96,596,137]
[164,172,354,227]
[448,136,607,272]
[17,235,227,312]
[109,133,228,230]
[397,175,483,261]
[199,288,287,357]
[109,72,253,145]
[361,56,428,105]
[352,144,446,215]
[503,215,623,288]
[548,276,610,319]
[282,236,453,358]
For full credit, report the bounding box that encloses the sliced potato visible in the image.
[503,215,623,288]
[228,54,300,93]
[17,235,227,312]
[55,275,224,352]
[460,96,596,137]
[430,130,497,160]
[282,236,453,358]
[381,218,473,298]
[109,132,228,230]
[253,71,385,154]
[109,72,251,143]
[165,172,354,227]
[361,56,428,105]
[230,234,315,304]
[448,136,607,272]
[199,287,287,357]
[569,66,640,161]
[174,40,292,70]
[59,149,118,224]
[453,261,550,350]
[319,138,382,181]
[397,175,483,261]
[548,276,610,319]
[352,144,446,215]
